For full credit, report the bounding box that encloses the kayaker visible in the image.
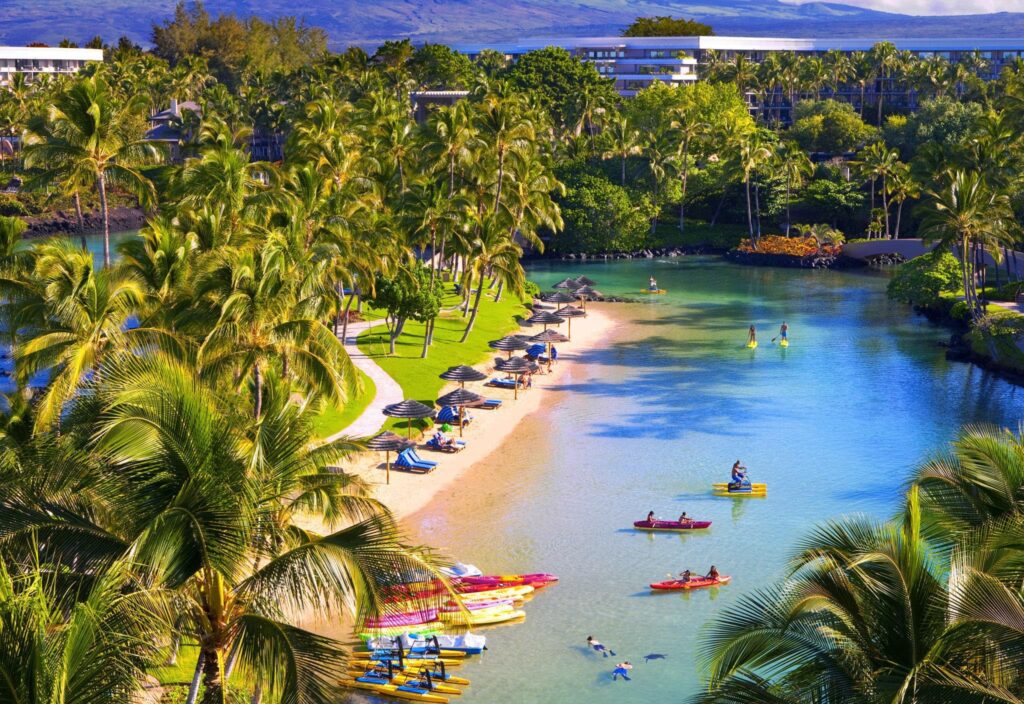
[648,276,658,292]
[612,661,633,681]
[646,510,656,523]
[677,511,690,524]
[747,324,757,346]
[587,636,614,657]
[706,565,720,581]
[679,569,692,583]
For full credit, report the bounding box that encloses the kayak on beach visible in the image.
[456,573,558,589]
[633,519,711,531]
[650,575,731,590]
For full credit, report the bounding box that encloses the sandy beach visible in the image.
[340,305,616,520]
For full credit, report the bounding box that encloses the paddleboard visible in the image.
[746,341,758,349]
[780,339,789,348]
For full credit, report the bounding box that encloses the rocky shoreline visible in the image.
[23,207,146,238]
[539,246,721,262]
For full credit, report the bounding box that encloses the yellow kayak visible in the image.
[358,623,443,639]
[746,341,758,349]
[438,606,526,626]
[640,289,666,295]
[343,677,449,703]
[458,585,533,602]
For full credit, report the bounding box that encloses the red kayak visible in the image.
[456,573,558,589]
[650,576,731,590]
[634,519,711,531]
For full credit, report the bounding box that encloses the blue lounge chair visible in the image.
[488,377,518,389]
[437,405,473,426]
[426,436,466,453]
[393,449,435,473]
[480,399,502,410]
[525,344,546,358]
[407,448,438,467]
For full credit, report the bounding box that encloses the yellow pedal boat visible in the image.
[712,482,767,497]
[343,677,449,703]
[347,667,471,687]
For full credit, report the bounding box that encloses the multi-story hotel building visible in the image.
[459,35,1024,104]
[0,46,104,87]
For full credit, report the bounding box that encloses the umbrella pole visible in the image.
[514,378,518,400]
[407,418,412,438]
[547,342,553,372]
[459,405,464,437]
[567,317,572,340]
[385,451,391,485]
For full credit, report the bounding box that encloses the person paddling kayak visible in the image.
[779,321,788,342]
[678,569,692,583]
[648,276,658,292]
[706,565,720,581]
[677,511,690,523]
[646,510,656,523]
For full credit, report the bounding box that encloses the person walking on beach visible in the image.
[612,662,633,681]
[587,636,615,657]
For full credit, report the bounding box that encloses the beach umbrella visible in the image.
[574,275,597,286]
[530,329,569,371]
[553,277,582,290]
[542,291,577,307]
[525,311,565,330]
[495,356,533,399]
[382,399,435,438]
[574,285,605,311]
[439,364,487,388]
[437,387,485,437]
[489,334,530,359]
[366,431,415,485]
[555,305,586,339]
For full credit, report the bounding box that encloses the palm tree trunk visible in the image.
[679,137,690,233]
[184,652,205,704]
[421,319,432,359]
[494,148,505,214]
[881,176,890,238]
[428,230,437,286]
[895,200,904,238]
[390,318,405,355]
[460,277,485,343]
[745,177,754,240]
[73,191,87,250]
[494,279,504,302]
[339,291,355,345]
[98,170,111,268]
[621,154,626,186]
[253,363,263,420]
[199,648,224,704]
[785,174,792,237]
[250,684,263,704]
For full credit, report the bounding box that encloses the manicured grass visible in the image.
[357,286,528,434]
[312,366,376,438]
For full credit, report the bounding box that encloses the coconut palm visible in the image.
[669,105,708,233]
[870,41,901,125]
[774,142,813,237]
[475,97,534,213]
[601,113,642,186]
[886,162,918,238]
[853,142,901,237]
[460,213,524,342]
[23,75,160,268]
[735,130,774,242]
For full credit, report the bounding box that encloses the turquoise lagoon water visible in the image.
[386,257,1024,703]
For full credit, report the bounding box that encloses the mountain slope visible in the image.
[3,0,1024,49]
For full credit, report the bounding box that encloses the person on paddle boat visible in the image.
[779,321,788,342]
[747,324,757,346]
[679,569,692,583]
[648,276,658,292]
[730,460,749,490]
[706,565,720,581]
[646,510,656,523]
[678,511,690,524]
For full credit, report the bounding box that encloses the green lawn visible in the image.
[357,286,528,434]
[312,366,376,438]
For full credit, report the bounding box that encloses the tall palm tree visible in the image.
[886,162,919,238]
[601,113,642,186]
[774,142,813,237]
[23,75,160,268]
[735,130,773,242]
[919,170,1015,323]
[870,42,901,125]
[460,213,524,342]
[849,50,874,118]
[669,105,708,233]
[853,142,900,237]
[475,97,534,214]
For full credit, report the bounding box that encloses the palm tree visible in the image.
[719,54,758,96]
[23,75,160,268]
[460,213,524,342]
[869,41,900,125]
[823,49,855,98]
[849,50,874,118]
[919,170,1015,323]
[853,142,900,237]
[735,129,773,242]
[774,142,813,237]
[601,113,642,186]
[475,97,534,214]
[886,162,918,238]
[669,105,708,233]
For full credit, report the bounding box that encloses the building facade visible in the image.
[0,46,104,87]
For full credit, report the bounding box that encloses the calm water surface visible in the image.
[390,257,1023,703]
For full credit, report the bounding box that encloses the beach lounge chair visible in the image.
[436,405,473,426]
[393,449,436,473]
[487,377,518,389]
[525,344,546,358]
[406,447,438,467]
[480,399,502,410]
[426,436,466,453]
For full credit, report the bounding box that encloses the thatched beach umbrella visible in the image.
[555,305,586,339]
[437,387,485,437]
[367,431,415,485]
[439,364,487,388]
[574,275,597,286]
[574,285,604,311]
[383,399,435,438]
[525,310,565,330]
[489,334,530,359]
[542,291,577,307]
[553,277,582,290]
[495,356,533,399]
[530,329,569,371]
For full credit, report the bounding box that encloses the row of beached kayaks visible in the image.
[348,571,557,701]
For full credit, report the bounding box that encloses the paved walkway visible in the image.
[326,319,403,441]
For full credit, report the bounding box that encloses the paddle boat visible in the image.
[640,288,666,295]
[712,481,767,497]
[633,518,712,531]
[343,674,451,703]
[351,659,472,686]
[746,340,758,349]
[399,633,487,656]
[440,563,482,579]
[650,575,731,591]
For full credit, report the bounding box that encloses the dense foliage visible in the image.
[622,16,714,37]
[887,251,962,307]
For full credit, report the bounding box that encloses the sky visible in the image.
[781,0,1024,14]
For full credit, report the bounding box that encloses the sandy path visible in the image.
[326,319,402,441]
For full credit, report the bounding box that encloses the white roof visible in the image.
[0,46,104,61]
[457,36,1024,54]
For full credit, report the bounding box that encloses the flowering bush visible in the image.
[735,235,842,257]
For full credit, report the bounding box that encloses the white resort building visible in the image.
[0,46,104,87]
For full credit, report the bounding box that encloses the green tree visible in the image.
[788,100,877,154]
[773,141,813,236]
[556,173,655,253]
[365,267,443,355]
[600,114,642,186]
[887,251,962,307]
[503,47,616,131]
[622,16,713,36]
[409,43,475,90]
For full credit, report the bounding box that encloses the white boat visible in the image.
[440,562,483,578]
[400,632,487,655]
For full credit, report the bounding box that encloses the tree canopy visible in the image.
[622,16,714,37]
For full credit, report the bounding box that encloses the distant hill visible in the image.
[6,0,1024,49]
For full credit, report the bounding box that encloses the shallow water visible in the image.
[382,257,1024,704]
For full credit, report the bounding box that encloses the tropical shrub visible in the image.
[735,234,841,257]
[554,173,657,253]
[887,251,962,307]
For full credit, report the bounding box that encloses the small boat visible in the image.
[456,573,557,589]
[712,482,767,497]
[399,633,487,655]
[440,562,482,579]
[633,519,711,531]
[352,665,470,686]
[438,605,526,626]
[640,289,666,295]
[457,584,534,601]
[351,652,465,668]
[650,575,731,590]
[343,676,450,703]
